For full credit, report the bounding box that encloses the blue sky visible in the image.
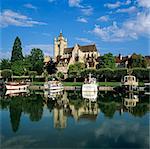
[0,0,150,59]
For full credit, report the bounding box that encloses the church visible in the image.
[53,32,100,74]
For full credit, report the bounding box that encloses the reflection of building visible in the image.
[52,91,100,128]
[70,99,100,121]
[53,92,69,129]
[54,32,100,74]
[53,108,67,129]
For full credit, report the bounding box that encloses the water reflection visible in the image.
[0,89,149,133]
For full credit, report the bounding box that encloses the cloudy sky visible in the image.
[0,0,150,58]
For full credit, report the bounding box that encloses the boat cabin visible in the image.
[122,75,138,86]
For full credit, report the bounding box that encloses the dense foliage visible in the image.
[11,37,24,62]
[29,48,44,75]
[0,59,11,70]
[1,69,12,80]
[97,53,115,69]
[68,62,85,82]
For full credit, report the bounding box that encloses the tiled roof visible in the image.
[79,44,97,52]
[64,44,97,54]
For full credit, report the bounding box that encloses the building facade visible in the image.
[54,32,100,74]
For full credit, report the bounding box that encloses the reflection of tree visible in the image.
[99,102,117,118]
[131,104,149,117]
[67,90,84,110]
[0,99,10,110]
[9,98,22,132]
[47,100,55,112]
[22,94,43,121]
[98,91,122,103]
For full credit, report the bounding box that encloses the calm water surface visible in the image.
[0,90,149,148]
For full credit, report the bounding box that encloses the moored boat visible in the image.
[82,74,98,92]
[44,80,64,90]
[121,74,138,91]
[6,82,29,90]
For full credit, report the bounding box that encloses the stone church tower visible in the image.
[54,32,67,61]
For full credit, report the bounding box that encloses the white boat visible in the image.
[121,74,138,91]
[6,82,29,90]
[144,83,150,95]
[44,80,64,90]
[82,74,98,92]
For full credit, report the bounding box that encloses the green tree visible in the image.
[29,71,37,82]
[43,70,49,82]
[98,68,114,82]
[113,68,128,81]
[129,53,147,68]
[11,37,24,62]
[68,62,85,82]
[23,56,32,75]
[132,68,149,81]
[11,60,25,76]
[29,48,44,75]
[97,53,115,69]
[0,59,11,70]
[1,69,12,80]
[45,59,57,74]
[57,71,64,80]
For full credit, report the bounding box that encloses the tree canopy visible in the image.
[97,53,115,69]
[0,59,11,70]
[11,37,24,62]
[68,62,85,81]
[128,53,147,68]
[29,48,44,75]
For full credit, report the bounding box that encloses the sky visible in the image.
[0,0,150,59]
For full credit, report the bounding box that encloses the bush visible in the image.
[132,68,149,81]
[1,69,12,79]
[57,72,64,80]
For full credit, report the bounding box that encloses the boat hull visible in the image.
[82,84,98,92]
[6,84,29,90]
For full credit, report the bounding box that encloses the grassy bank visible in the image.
[32,81,144,86]
[32,82,123,87]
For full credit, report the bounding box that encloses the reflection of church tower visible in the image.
[53,108,67,129]
[54,32,67,61]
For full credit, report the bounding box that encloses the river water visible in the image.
[0,90,149,148]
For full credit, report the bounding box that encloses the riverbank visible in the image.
[32,82,144,87]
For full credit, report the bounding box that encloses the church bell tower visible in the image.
[54,31,67,62]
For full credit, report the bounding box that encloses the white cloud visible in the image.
[116,6,137,13]
[68,0,82,7]
[25,44,53,56]
[0,51,11,59]
[95,120,149,147]
[104,0,131,9]
[137,0,150,8]
[23,3,37,10]
[97,15,110,22]
[104,1,121,9]
[80,6,93,16]
[75,37,93,43]
[0,9,47,28]
[91,11,150,42]
[68,0,93,16]
[76,17,88,23]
